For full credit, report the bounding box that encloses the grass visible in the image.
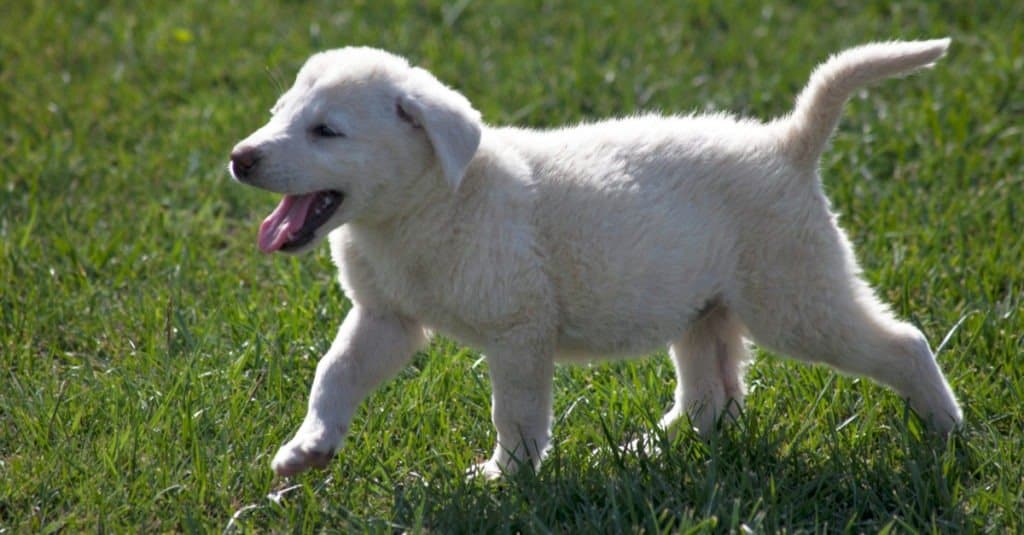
[1,0,1022,531]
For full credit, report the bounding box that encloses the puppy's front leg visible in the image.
[471,341,554,480]
[272,306,424,477]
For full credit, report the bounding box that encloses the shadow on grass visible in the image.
[384,417,975,533]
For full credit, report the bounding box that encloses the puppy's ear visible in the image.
[397,69,482,190]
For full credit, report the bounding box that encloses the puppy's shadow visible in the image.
[389,417,973,533]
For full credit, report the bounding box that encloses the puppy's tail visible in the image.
[779,38,950,166]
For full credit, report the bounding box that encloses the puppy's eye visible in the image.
[312,124,345,138]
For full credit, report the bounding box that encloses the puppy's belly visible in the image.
[554,331,676,362]
[545,240,728,360]
[552,289,717,361]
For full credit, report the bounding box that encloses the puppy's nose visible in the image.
[230,147,261,180]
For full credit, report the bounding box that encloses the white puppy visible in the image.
[230,39,962,479]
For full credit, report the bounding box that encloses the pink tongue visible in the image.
[258,193,317,253]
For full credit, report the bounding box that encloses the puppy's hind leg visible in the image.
[832,294,962,433]
[744,277,962,434]
[662,305,750,437]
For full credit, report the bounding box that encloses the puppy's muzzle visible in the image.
[229,147,261,182]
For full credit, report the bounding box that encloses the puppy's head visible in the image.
[229,47,482,254]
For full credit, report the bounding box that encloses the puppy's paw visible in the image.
[271,427,344,477]
[465,460,506,481]
[921,405,964,437]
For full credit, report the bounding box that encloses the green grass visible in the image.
[2,0,1022,531]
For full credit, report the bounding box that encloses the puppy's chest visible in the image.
[349,244,507,342]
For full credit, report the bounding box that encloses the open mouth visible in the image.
[258,190,344,253]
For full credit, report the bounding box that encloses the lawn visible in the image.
[1,0,1022,532]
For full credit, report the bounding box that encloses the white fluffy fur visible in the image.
[230,39,963,479]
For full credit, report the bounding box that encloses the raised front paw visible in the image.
[271,427,344,477]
